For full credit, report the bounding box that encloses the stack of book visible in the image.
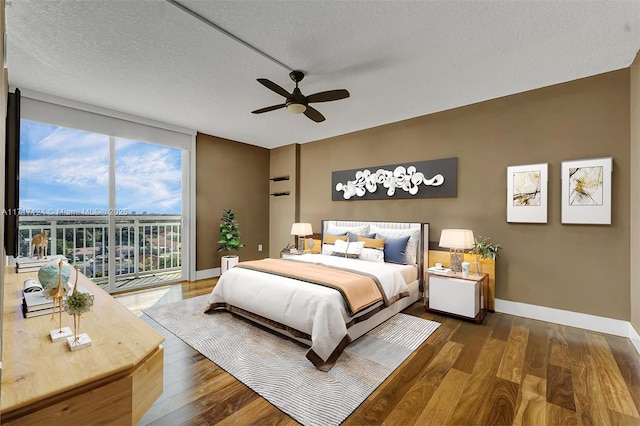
[15,255,67,273]
[428,266,453,276]
[22,284,93,318]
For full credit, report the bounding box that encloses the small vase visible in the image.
[475,255,483,275]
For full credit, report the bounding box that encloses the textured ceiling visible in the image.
[6,0,640,149]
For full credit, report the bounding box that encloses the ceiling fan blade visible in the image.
[306,89,350,103]
[304,106,325,122]
[251,104,285,114]
[257,78,291,98]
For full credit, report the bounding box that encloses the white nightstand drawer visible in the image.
[429,276,480,318]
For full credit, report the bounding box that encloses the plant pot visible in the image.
[221,255,239,274]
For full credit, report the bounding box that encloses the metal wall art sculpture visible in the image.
[332,157,457,201]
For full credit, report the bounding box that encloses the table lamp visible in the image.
[439,229,475,273]
[290,223,313,252]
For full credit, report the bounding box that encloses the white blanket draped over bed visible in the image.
[206,254,410,370]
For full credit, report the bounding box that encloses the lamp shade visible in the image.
[290,222,313,236]
[439,229,475,249]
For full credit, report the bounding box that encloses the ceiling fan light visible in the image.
[286,102,306,114]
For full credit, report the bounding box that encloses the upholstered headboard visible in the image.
[321,220,429,289]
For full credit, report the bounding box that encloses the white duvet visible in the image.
[206,254,410,369]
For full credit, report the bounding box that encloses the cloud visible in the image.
[20,121,182,214]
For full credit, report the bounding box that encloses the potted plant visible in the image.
[218,209,245,274]
[468,235,501,274]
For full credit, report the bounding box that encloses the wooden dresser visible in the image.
[1,267,164,424]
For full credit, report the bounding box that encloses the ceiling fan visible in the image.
[251,70,350,122]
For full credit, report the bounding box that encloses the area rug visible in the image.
[143,295,440,426]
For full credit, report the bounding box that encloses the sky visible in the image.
[19,120,182,215]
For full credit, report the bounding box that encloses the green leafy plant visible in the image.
[469,235,501,260]
[217,209,245,256]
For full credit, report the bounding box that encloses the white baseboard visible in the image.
[495,298,631,338]
[195,268,220,281]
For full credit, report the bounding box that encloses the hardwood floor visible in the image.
[116,280,640,425]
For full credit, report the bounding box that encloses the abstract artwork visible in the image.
[332,157,458,200]
[561,157,612,224]
[507,163,548,223]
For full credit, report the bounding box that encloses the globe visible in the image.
[38,260,72,295]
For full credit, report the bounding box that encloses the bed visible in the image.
[205,220,429,371]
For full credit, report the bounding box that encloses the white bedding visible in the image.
[206,254,412,370]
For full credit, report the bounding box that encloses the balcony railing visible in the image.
[18,215,182,291]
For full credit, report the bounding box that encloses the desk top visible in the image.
[1,266,165,414]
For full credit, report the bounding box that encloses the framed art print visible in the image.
[507,163,548,223]
[561,157,612,224]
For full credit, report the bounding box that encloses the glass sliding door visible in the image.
[113,138,183,291]
[19,119,187,292]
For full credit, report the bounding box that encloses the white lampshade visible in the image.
[439,229,475,249]
[290,223,313,237]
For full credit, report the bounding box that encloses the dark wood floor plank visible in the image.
[139,359,235,424]
[380,379,437,425]
[547,364,576,412]
[491,312,515,341]
[565,325,590,368]
[523,319,549,380]
[479,377,520,425]
[546,402,579,425]
[513,374,546,425]
[448,337,507,425]
[496,324,529,384]
[421,314,461,347]
[607,408,640,426]
[415,368,469,425]
[343,341,438,425]
[606,333,640,414]
[418,340,463,387]
[148,378,258,425]
[571,354,613,425]
[451,320,492,374]
[200,396,295,426]
[586,332,640,418]
[117,280,640,426]
[548,324,571,369]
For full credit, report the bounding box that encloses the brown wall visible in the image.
[195,133,270,270]
[298,70,630,320]
[631,54,640,332]
[269,144,299,258]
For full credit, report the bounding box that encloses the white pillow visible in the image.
[326,224,370,236]
[359,247,385,263]
[331,239,365,258]
[370,225,420,265]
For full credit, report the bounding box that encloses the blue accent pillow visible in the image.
[377,233,410,264]
[347,231,376,242]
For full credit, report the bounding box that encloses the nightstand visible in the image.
[280,251,303,259]
[425,272,489,323]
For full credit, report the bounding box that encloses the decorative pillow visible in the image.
[376,234,410,264]
[309,238,321,254]
[347,232,376,242]
[370,225,420,265]
[331,239,365,258]
[323,233,347,245]
[359,247,385,263]
[357,235,386,250]
[326,224,370,237]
